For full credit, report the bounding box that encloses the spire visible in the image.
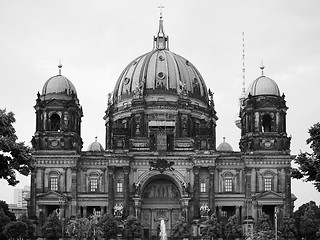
[241,32,246,97]
[154,4,168,50]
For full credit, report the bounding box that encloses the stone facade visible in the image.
[29,17,295,239]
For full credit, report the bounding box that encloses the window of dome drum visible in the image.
[200,182,206,193]
[117,182,123,192]
[50,113,60,131]
[157,72,165,79]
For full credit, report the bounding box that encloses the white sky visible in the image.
[0,0,319,210]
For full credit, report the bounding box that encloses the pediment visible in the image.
[255,191,283,200]
[46,99,65,106]
[37,190,66,200]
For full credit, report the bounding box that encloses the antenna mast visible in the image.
[242,32,246,97]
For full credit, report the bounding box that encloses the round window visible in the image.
[124,77,130,85]
[158,72,165,79]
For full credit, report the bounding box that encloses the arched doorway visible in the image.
[140,177,182,239]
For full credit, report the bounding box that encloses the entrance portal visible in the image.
[140,179,182,239]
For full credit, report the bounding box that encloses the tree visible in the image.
[0,209,11,240]
[98,213,120,239]
[172,217,190,240]
[252,213,275,240]
[224,215,242,239]
[4,220,28,240]
[293,201,320,240]
[200,214,222,239]
[122,215,143,240]
[18,213,35,239]
[279,216,297,240]
[0,109,34,186]
[292,122,320,191]
[66,216,103,240]
[0,200,16,221]
[42,211,62,240]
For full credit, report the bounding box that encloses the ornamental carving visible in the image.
[149,158,174,173]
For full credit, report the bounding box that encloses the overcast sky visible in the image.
[0,0,319,209]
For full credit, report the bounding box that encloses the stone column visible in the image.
[83,206,87,218]
[29,169,37,219]
[181,197,191,220]
[193,166,200,219]
[101,168,106,193]
[71,167,78,218]
[123,166,130,218]
[284,167,292,216]
[108,166,115,214]
[244,167,252,219]
[208,166,215,214]
[41,167,45,192]
[64,167,68,192]
[235,205,240,224]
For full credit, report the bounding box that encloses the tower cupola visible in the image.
[32,65,83,152]
[239,67,291,153]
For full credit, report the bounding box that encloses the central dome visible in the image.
[112,17,209,106]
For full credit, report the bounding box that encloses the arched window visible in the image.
[49,171,59,191]
[50,113,60,131]
[262,171,275,191]
[89,172,99,192]
[262,114,272,132]
[222,171,234,192]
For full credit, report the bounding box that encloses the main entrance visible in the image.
[140,178,182,239]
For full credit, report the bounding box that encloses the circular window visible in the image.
[124,77,130,85]
[159,55,165,61]
[158,72,165,79]
[193,78,198,84]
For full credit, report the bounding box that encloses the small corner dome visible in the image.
[217,138,233,152]
[246,75,280,97]
[42,75,77,96]
[87,138,104,151]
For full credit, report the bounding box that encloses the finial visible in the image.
[58,60,62,75]
[158,3,164,19]
[260,61,265,76]
[95,136,98,142]
[154,4,168,50]
[223,137,226,142]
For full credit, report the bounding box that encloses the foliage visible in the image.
[256,213,273,232]
[279,216,297,239]
[0,109,34,186]
[293,201,320,240]
[18,213,35,239]
[224,215,242,239]
[0,209,11,240]
[4,220,28,239]
[292,122,320,191]
[122,215,143,240]
[66,216,103,240]
[200,214,222,239]
[42,211,62,240]
[251,229,276,240]
[98,213,120,239]
[0,200,16,221]
[171,217,190,239]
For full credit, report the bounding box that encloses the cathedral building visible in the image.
[29,16,295,238]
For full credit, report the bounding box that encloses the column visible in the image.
[244,167,252,219]
[123,166,130,218]
[101,168,106,193]
[208,166,215,214]
[71,167,78,218]
[284,167,292,216]
[83,206,87,218]
[41,167,45,192]
[193,166,200,219]
[29,169,37,219]
[235,206,240,224]
[101,206,105,215]
[64,167,68,192]
[108,166,115,214]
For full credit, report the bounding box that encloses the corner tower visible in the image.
[239,67,290,153]
[32,65,83,152]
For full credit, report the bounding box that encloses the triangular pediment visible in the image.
[255,191,284,200]
[37,190,66,200]
[258,99,278,108]
[45,99,65,107]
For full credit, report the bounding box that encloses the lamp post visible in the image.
[59,197,65,240]
[275,207,278,240]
